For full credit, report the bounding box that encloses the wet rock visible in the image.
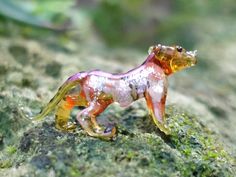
[45,61,62,78]
[8,45,29,65]
[30,154,51,169]
[6,72,23,86]
[0,133,3,148]
[19,133,32,153]
[0,64,8,75]
[208,105,228,119]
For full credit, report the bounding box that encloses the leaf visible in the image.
[0,0,70,31]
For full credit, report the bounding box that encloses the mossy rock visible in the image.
[0,103,235,177]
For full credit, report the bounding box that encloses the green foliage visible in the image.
[0,0,72,30]
[88,0,236,48]
[92,0,139,46]
[1,0,236,48]
[0,0,74,48]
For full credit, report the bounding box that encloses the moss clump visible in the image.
[5,146,17,155]
[166,106,235,176]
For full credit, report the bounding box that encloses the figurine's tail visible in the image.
[24,73,87,122]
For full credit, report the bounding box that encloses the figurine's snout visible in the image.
[187,50,197,66]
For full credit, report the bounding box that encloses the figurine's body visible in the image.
[30,45,197,140]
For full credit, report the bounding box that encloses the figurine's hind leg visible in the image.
[77,102,116,140]
[145,83,170,135]
[55,97,77,131]
[90,101,114,134]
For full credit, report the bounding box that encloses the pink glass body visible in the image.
[31,45,197,140]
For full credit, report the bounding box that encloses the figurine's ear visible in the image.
[148,46,155,55]
[148,45,161,55]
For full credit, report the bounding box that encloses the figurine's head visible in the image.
[148,44,197,75]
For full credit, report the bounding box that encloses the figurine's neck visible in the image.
[144,53,173,75]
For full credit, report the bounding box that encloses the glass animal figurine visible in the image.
[29,44,197,140]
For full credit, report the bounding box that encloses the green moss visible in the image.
[6,146,17,155]
[0,160,12,168]
[0,104,233,176]
[164,106,234,176]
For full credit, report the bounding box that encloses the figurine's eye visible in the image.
[176,46,183,52]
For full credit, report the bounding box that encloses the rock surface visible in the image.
[0,37,235,176]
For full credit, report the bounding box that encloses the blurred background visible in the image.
[0,0,236,150]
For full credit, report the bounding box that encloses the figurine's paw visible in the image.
[99,124,117,141]
[65,122,77,131]
[159,125,171,135]
[84,124,117,141]
[55,121,77,132]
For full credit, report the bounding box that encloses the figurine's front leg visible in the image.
[145,79,170,135]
